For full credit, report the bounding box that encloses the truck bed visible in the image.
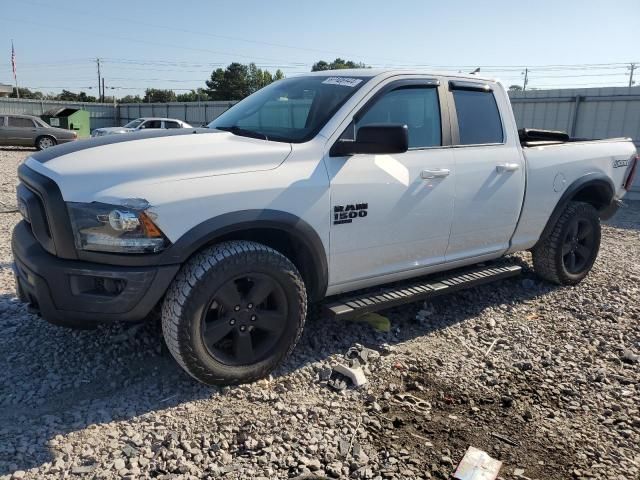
[508,135,637,253]
[518,128,631,148]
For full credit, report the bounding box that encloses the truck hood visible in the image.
[25,128,292,202]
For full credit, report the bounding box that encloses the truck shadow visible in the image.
[0,147,36,152]
[603,199,640,231]
[0,256,562,475]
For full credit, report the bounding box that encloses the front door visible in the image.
[445,81,525,261]
[326,80,456,288]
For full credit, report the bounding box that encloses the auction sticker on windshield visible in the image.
[322,77,363,87]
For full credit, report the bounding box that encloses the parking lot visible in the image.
[0,147,638,480]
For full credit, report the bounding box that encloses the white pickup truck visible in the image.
[13,69,638,385]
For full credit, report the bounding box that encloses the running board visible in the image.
[324,264,522,320]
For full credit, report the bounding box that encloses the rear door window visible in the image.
[8,117,35,128]
[452,89,503,145]
[164,121,180,129]
[0,117,4,127]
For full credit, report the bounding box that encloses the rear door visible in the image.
[445,80,525,261]
[326,78,456,287]
[6,116,37,146]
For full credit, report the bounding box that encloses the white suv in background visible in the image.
[91,117,192,137]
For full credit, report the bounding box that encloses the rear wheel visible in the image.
[532,201,601,285]
[35,136,56,150]
[162,241,307,385]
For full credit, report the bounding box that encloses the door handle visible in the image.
[496,163,520,173]
[421,168,450,179]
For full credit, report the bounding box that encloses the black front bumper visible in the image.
[12,221,179,327]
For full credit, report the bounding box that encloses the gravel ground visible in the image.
[0,147,638,480]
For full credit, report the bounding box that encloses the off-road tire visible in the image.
[161,240,307,385]
[532,201,601,285]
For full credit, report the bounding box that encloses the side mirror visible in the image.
[330,124,409,156]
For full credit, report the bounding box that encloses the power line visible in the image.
[20,85,204,92]
[20,0,411,65]
[0,17,313,65]
[530,82,630,88]
[15,0,640,77]
[9,55,640,94]
[4,54,639,76]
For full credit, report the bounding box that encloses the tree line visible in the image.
[9,58,366,103]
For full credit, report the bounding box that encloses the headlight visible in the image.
[67,202,168,253]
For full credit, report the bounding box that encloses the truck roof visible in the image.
[303,68,498,83]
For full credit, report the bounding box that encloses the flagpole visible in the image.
[11,40,19,98]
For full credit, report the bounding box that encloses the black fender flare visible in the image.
[167,209,329,301]
[534,173,615,248]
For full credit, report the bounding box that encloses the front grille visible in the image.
[17,183,56,255]
[17,163,77,259]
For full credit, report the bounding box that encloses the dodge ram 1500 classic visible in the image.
[12,69,638,384]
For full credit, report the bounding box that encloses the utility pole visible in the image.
[101,77,105,103]
[629,63,636,88]
[96,58,102,101]
[522,68,529,91]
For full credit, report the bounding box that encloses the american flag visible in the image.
[11,42,16,80]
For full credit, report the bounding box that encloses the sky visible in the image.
[0,0,639,97]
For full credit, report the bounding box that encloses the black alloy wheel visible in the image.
[201,273,288,366]
[561,218,596,274]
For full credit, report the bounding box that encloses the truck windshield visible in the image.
[208,75,369,143]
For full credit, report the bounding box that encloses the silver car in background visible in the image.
[91,117,192,137]
[0,114,78,150]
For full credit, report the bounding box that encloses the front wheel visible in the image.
[162,241,307,385]
[532,201,601,285]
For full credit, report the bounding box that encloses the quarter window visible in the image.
[8,117,35,128]
[357,87,441,148]
[452,90,503,145]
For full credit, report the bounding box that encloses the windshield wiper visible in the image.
[215,125,268,140]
